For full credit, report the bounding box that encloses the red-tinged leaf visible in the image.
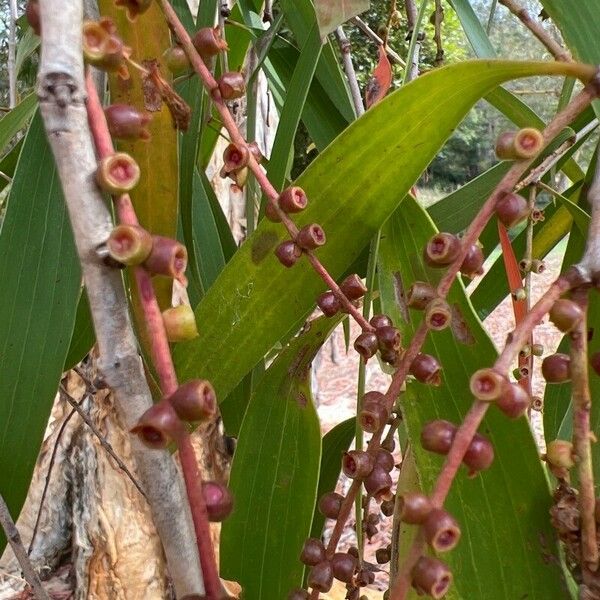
[497,221,526,323]
[315,0,370,38]
[365,45,393,109]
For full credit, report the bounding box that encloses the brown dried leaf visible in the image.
[315,0,369,38]
[365,45,392,109]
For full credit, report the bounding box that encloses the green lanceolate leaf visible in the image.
[0,93,37,154]
[174,60,587,401]
[378,196,570,599]
[0,113,80,550]
[63,292,95,371]
[220,317,328,598]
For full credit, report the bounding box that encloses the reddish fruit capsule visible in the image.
[275,240,302,267]
[545,440,575,469]
[192,26,228,61]
[107,224,153,266]
[264,200,282,223]
[296,224,326,250]
[410,353,442,386]
[495,128,543,160]
[353,332,379,360]
[421,420,456,455]
[202,481,233,521]
[300,538,326,566]
[342,450,375,479]
[406,281,436,310]
[423,508,461,552]
[397,492,432,524]
[248,141,264,164]
[144,236,188,283]
[163,45,190,74]
[308,561,333,593]
[375,448,395,472]
[331,552,357,583]
[495,192,529,229]
[364,464,392,497]
[162,305,199,343]
[375,547,391,564]
[460,243,484,278]
[380,349,398,366]
[549,299,584,333]
[279,186,308,214]
[425,298,452,331]
[496,382,530,418]
[370,313,393,329]
[218,71,246,100]
[359,391,389,433]
[115,0,152,21]
[376,326,402,352]
[287,590,309,600]
[463,433,494,474]
[317,291,340,317]
[105,104,152,141]
[411,556,453,599]
[356,568,375,586]
[26,0,40,35]
[469,368,507,401]
[381,497,395,517]
[424,233,461,267]
[318,492,343,519]
[82,19,129,78]
[542,353,571,383]
[96,152,140,195]
[340,274,367,300]
[167,379,216,422]
[222,142,250,175]
[131,400,183,449]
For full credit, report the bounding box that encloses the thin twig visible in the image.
[486,0,498,34]
[498,0,571,62]
[7,0,18,108]
[579,149,600,277]
[433,0,444,66]
[334,27,365,117]
[0,494,50,600]
[351,17,406,67]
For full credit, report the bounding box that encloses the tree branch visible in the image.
[334,27,365,117]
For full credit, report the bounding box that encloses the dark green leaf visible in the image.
[63,292,95,371]
[0,94,37,154]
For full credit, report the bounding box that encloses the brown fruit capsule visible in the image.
[340,274,367,300]
[356,568,375,586]
[375,547,391,564]
[531,259,545,274]
[202,481,233,521]
[353,332,379,360]
[279,186,308,214]
[375,448,395,472]
[545,440,575,469]
[218,71,246,100]
[167,379,216,422]
[370,313,393,329]
[364,464,393,497]
[514,128,544,158]
[549,299,584,333]
[460,243,485,278]
[26,0,40,35]
[96,152,141,195]
[463,433,494,474]
[162,305,199,343]
[130,400,183,449]
[331,552,357,583]
[421,420,456,455]
[105,104,152,141]
[425,298,452,331]
[380,349,398,366]
[82,19,129,77]
[144,236,188,283]
[496,382,530,418]
[381,497,395,517]
[411,556,453,599]
[163,45,190,74]
[192,26,228,61]
[222,142,250,175]
[469,368,507,401]
[248,141,264,164]
[406,281,436,310]
[495,131,517,160]
[424,233,461,267]
[300,538,326,566]
[107,224,153,266]
[409,353,442,386]
[318,492,343,519]
[542,353,571,383]
[317,291,340,317]
[308,561,333,593]
[397,492,432,524]
[343,450,375,479]
[288,590,309,600]
[359,391,389,433]
[275,241,302,267]
[115,0,152,21]
[423,508,461,552]
[376,325,402,352]
[296,224,326,250]
[264,200,282,223]
[495,193,530,229]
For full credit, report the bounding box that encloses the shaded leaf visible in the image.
[63,292,95,371]
[0,93,37,154]
[365,45,393,109]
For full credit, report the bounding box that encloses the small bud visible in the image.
[375,547,391,564]
[300,538,326,566]
[532,343,544,356]
[550,299,583,333]
[279,186,308,214]
[495,193,530,229]
[423,508,461,552]
[105,104,152,141]
[353,332,379,360]
[411,556,453,599]
[317,291,340,317]
[107,224,153,266]
[370,313,393,329]
[308,561,333,593]
[222,142,249,175]
[406,281,436,310]
[531,259,545,274]
[144,236,188,283]
[167,379,216,422]
[424,298,452,331]
[275,240,302,267]
[397,492,432,524]
[463,433,494,474]
[409,353,442,385]
[296,224,326,250]
[131,400,183,449]
[542,353,571,383]
[162,305,199,343]
[519,344,532,358]
[545,440,575,469]
[460,243,484,278]
[192,26,228,61]
[331,552,357,583]
[288,590,309,600]
[469,368,507,401]
[26,0,40,35]
[531,396,543,411]
[96,152,141,194]
[424,233,461,267]
[342,450,375,479]
[531,208,545,222]
[114,0,152,21]
[512,287,527,302]
[376,325,402,352]
[318,492,343,519]
[364,464,393,497]
[421,420,456,455]
[496,382,530,418]
[375,448,395,472]
[519,258,532,273]
[218,71,246,100]
[359,391,389,433]
[202,481,233,521]
[163,45,190,74]
[381,497,395,517]
[340,274,367,300]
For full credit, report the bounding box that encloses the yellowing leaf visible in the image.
[315,0,370,38]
